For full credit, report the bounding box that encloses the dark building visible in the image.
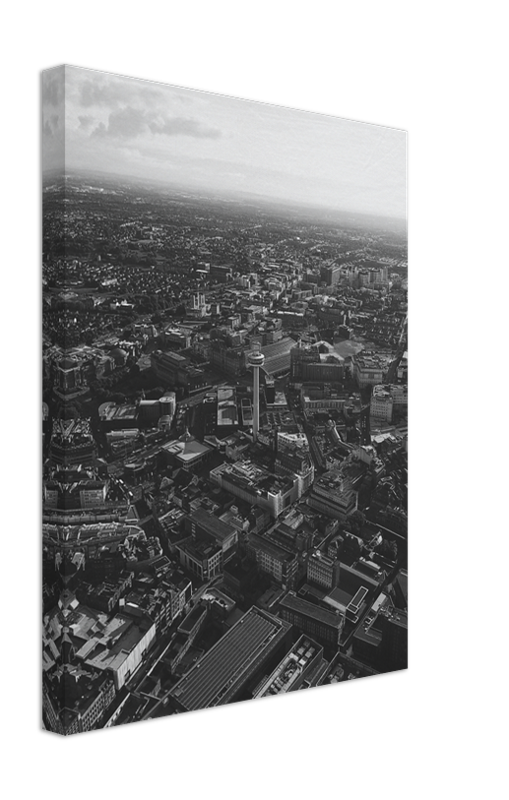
[43,669,116,736]
[320,264,342,286]
[186,507,238,562]
[379,607,408,671]
[222,556,257,598]
[210,264,233,283]
[278,592,344,650]
[253,635,325,698]
[168,606,292,712]
[246,531,299,589]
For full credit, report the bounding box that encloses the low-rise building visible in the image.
[307,550,341,590]
[161,435,212,472]
[253,635,324,698]
[371,384,408,422]
[246,531,299,589]
[176,537,223,581]
[210,459,303,519]
[353,349,396,388]
[307,470,358,521]
[186,507,238,562]
[278,592,344,650]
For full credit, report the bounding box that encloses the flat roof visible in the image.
[217,386,235,402]
[348,587,369,612]
[280,593,343,629]
[191,507,236,542]
[178,604,208,635]
[162,438,211,462]
[217,405,237,425]
[169,607,290,711]
[249,532,297,564]
[254,635,321,698]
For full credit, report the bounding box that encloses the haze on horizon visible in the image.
[42,66,407,222]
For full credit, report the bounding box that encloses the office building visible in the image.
[307,550,341,590]
[246,531,299,589]
[371,384,408,422]
[353,349,396,388]
[320,264,342,286]
[162,326,192,350]
[186,507,238,562]
[98,401,139,430]
[210,264,233,283]
[150,350,209,394]
[291,340,344,383]
[279,592,344,649]
[210,459,302,519]
[161,434,212,472]
[307,470,358,521]
[176,537,223,581]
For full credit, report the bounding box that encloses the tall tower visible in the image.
[248,343,265,442]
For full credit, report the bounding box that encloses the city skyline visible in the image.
[42,66,407,221]
[42,66,407,734]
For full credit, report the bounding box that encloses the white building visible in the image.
[371,384,408,423]
[371,385,394,422]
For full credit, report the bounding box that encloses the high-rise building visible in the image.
[247,343,265,441]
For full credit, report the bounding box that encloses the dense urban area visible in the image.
[42,170,408,734]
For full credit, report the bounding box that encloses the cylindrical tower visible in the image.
[247,344,265,442]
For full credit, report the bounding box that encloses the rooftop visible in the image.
[279,592,343,629]
[162,437,211,463]
[190,507,236,543]
[169,607,290,711]
[254,636,322,698]
[249,532,297,564]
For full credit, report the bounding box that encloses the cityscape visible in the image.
[42,66,407,735]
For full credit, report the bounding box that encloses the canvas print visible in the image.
[42,66,408,735]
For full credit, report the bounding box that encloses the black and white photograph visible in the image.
[42,65,407,734]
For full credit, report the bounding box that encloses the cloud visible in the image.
[90,106,221,141]
[148,116,221,139]
[42,72,64,107]
[90,122,107,138]
[79,78,162,108]
[78,115,95,131]
[42,114,60,137]
[91,106,145,139]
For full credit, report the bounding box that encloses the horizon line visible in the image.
[43,166,407,228]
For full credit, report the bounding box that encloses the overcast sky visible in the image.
[42,66,406,220]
